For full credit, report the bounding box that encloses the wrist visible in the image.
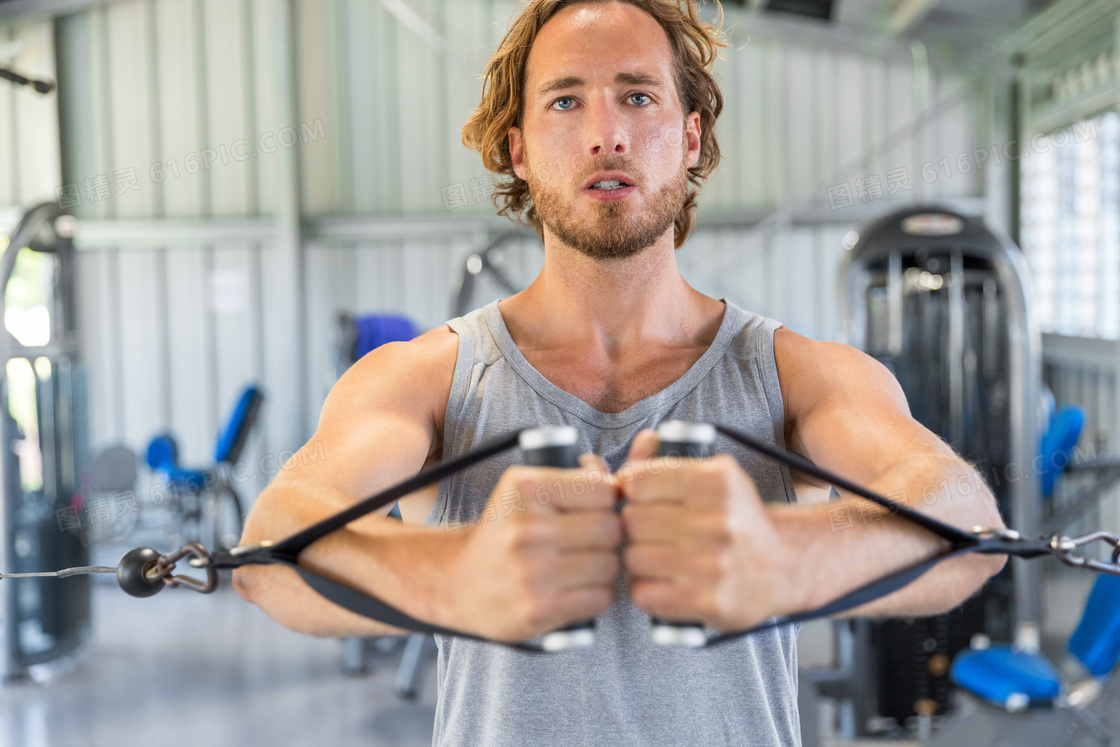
[408,524,472,628]
[767,507,824,616]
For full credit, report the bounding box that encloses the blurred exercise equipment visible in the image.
[826,205,1041,737]
[0,203,90,682]
[144,385,264,553]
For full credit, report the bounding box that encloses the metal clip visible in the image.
[971,526,1022,542]
[144,542,219,593]
[1050,531,1120,577]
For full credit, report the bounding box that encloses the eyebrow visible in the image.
[536,71,666,98]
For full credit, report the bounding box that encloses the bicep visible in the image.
[777,329,954,485]
[268,332,456,515]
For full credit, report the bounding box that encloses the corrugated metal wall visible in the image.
[0,18,60,211]
[5,0,987,504]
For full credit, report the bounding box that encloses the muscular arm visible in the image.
[232,327,459,637]
[773,328,1008,618]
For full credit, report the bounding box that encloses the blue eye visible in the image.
[630,93,651,105]
[551,97,575,111]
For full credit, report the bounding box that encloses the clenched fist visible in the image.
[437,456,623,643]
[619,430,802,631]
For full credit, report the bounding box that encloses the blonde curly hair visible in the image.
[461,0,727,249]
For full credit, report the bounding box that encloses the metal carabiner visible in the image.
[145,541,219,593]
[1050,531,1120,577]
[971,526,1023,541]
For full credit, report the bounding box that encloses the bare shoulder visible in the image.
[771,327,959,487]
[772,326,908,425]
[320,324,460,447]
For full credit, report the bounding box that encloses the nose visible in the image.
[584,93,629,159]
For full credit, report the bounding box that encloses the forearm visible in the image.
[234,480,453,638]
[772,453,1007,619]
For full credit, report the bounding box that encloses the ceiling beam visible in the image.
[887,0,942,36]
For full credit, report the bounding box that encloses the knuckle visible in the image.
[691,551,715,580]
[516,475,539,497]
[711,551,733,581]
[714,586,737,621]
[590,587,612,613]
[699,511,732,545]
[713,453,738,471]
[524,558,550,592]
[500,516,528,549]
[514,515,550,546]
[706,456,739,488]
[519,595,545,629]
[601,514,623,544]
[507,558,532,593]
[502,465,529,486]
[694,585,717,615]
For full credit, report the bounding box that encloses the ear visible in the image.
[684,111,701,170]
[509,126,526,181]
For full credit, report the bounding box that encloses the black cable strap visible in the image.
[211,423,1074,651]
[8,422,1112,652]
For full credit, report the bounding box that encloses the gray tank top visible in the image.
[425,299,801,746]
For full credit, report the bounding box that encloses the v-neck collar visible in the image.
[481,298,742,430]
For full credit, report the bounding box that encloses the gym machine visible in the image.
[0,202,91,682]
[827,205,1042,736]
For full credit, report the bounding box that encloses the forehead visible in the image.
[525,3,676,92]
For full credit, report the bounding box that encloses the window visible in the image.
[1021,111,1118,338]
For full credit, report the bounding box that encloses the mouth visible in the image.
[582,173,637,202]
[583,182,636,202]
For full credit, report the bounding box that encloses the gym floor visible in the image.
[0,577,438,747]
[1,563,1095,747]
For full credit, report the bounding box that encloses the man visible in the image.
[234,1,1007,744]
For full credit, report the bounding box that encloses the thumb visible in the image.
[578,453,621,499]
[627,429,659,463]
[578,452,610,473]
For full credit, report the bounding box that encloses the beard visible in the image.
[525,150,690,261]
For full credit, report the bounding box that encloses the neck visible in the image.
[500,228,721,359]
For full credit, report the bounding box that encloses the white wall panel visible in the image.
[116,250,166,445]
[344,1,387,213]
[0,28,18,206]
[0,20,60,207]
[211,244,258,431]
[105,1,155,219]
[444,0,494,206]
[303,241,357,429]
[931,75,979,200]
[203,0,254,216]
[74,250,114,448]
[396,0,445,213]
[165,247,215,465]
[762,41,787,205]
[13,21,61,205]
[86,250,124,442]
[294,0,340,215]
[783,46,817,201]
[258,239,303,479]
[731,39,763,207]
[153,0,204,217]
[250,0,281,217]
